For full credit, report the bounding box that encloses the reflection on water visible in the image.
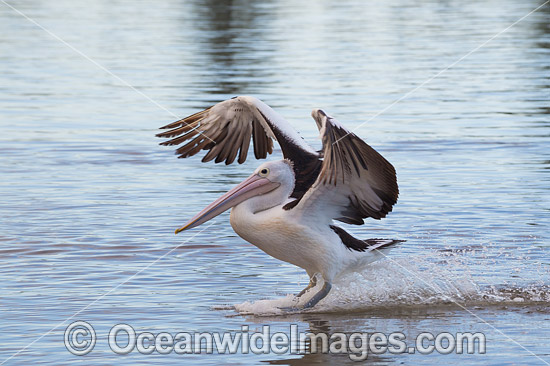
[0,0,549,365]
[188,0,273,96]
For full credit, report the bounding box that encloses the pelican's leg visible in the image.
[280,279,332,312]
[296,276,317,298]
[302,281,332,309]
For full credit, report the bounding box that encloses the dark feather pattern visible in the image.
[317,117,399,222]
[156,99,276,164]
[330,225,404,252]
[256,109,322,202]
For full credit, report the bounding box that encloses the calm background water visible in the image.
[0,0,549,364]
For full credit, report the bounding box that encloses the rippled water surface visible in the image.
[1,0,549,365]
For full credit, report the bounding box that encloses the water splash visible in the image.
[233,251,549,316]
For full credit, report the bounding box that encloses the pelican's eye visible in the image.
[259,168,270,177]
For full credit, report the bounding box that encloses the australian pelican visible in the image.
[157,96,401,310]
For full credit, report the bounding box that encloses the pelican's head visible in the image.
[175,160,294,234]
[252,159,295,190]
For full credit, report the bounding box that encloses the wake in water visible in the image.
[231,250,550,316]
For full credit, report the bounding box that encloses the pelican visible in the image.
[157,96,401,310]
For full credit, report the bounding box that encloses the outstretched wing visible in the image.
[157,96,322,199]
[293,110,399,224]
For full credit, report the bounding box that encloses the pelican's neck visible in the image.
[229,183,291,247]
[230,160,296,237]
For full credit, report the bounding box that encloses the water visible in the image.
[0,0,549,364]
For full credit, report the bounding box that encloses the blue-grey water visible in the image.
[1,0,549,365]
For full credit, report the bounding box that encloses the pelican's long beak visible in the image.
[175,174,280,234]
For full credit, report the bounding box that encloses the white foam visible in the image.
[231,251,549,317]
[233,253,480,316]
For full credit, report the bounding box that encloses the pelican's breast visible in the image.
[229,205,332,272]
